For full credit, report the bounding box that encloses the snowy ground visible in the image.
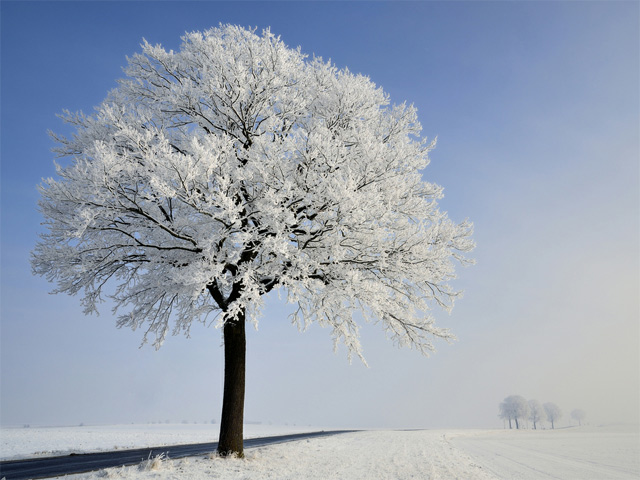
[1,424,638,479]
[450,425,639,480]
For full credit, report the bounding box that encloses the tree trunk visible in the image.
[508,418,512,429]
[217,310,246,457]
[515,417,520,429]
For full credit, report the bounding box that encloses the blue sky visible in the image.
[1,1,638,429]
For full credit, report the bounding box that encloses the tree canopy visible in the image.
[544,403,562,429]
[571,409,586,426]
[528,399,546,430]
[499,395,530,429]
[32,25,474,360]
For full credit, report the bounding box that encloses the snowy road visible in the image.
[0,431,356,480]
[451,426,639,480]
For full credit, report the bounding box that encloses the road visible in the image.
[0,430,357,480]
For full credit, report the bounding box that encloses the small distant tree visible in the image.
[571,409,586,426]
[543,402,562,429]
[31,25,474,457]
[528,399,545,430]
[499,395,530,429]
[498,397,513,428]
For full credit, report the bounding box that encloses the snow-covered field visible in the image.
[450,425,639,480]
[1,424,638,479]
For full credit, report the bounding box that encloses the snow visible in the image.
[450,425,639,479]
[54,429,495,480]
[0,423,323,461]
[2,424,638,479]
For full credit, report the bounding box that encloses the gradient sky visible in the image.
[1,1,638,429]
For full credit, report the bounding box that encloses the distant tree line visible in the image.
[498,396,587,429]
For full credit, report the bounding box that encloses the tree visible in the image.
[528,399,545,430]
[32,25,474,456]
[571,409,586,426]
[498,399,513,429]
[543,402,562,429]
[499,395,530,429]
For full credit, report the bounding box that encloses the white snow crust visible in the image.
[451,425,639,479]
[2,424,638,479]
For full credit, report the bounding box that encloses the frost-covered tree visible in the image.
[571,408,586,426]
[32,25,474,456]
[528,399,545,430]
[499,395,530,429]
[544,402,562,429]
[498,401,513,429]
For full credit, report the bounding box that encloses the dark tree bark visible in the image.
[217,309,246,457]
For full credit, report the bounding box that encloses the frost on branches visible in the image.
[33,25,473,453]
[33,24,473,358]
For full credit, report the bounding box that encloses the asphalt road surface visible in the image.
[0,430,357,480]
